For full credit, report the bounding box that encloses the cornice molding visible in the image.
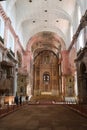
[0,4,24,54]
[68,10,87,52]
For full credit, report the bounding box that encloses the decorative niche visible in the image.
[17,51,22,67]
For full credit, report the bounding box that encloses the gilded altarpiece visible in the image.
[17,74,27,96]
[33,50,60,96]
[65,76,75,97]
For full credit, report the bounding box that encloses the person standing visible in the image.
[19,95,22,105]
[14,95,18,105]
[26,95,29,103]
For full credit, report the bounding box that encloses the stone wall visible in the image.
[75,44,87,103]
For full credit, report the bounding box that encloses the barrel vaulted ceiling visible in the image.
[1,0,86,54]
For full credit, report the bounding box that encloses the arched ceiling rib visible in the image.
[6,0,16,12]
[22,22,68,48]
[2,0,79,53]
[17,7,72,28]
[26,31,65,57]
[33,47,59,59]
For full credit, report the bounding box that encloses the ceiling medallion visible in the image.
[33,21,35,23]
[56,20,59,22]
[45,20,47,22]
[45,10,47,12]
[29,0,32,2]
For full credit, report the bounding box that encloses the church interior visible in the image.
[0,1,87,128]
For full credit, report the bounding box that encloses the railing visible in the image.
[65,104,87,117]
[0,102,28,118]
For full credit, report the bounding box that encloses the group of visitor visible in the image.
[14,95,22,105]
[14,94,29,105]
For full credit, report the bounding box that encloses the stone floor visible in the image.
[0,104,87,130]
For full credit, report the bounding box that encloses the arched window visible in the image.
[70,24,73,42]
[76,5,84,50]
[7,32,14,52]
[0,17,4,39]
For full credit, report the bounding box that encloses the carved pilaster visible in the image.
[4,17,11,47]
[14,35,19,58]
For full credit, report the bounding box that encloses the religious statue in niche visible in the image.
[20,86,23,93]
[44,55,50,64]
[54,70,56,76]
[66,76,74,96]
[17,51,22,67]
[37,70,39,76]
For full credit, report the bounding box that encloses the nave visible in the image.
[0,1,87,129]
[0,104,87,130]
